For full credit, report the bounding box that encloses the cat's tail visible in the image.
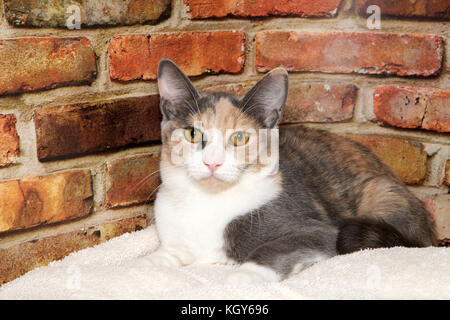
[336,217,426,254]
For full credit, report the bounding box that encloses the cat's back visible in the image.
[276,125,405,220]
[278,125,397,181]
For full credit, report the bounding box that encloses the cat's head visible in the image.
[157,58,288,191]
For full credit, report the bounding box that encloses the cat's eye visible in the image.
[229,131,249,146]
[184,127,203,144]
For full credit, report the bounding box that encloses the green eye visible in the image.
[230,131,249,146]
[184,127,202,143]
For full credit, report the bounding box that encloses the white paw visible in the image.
[142,250,182,268]
[225,262,281,286]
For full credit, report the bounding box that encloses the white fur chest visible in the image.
[153,168,281,265]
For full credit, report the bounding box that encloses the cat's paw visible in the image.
[142,250,182,268]
[225,262,280,286]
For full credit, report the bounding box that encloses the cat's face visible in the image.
[157,59,288,191]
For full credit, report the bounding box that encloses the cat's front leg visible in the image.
[225,231,335,285]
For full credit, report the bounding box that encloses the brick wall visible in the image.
[0,0,449,285]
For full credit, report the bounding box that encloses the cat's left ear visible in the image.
[241,67,288,128]
[157,58,200,121]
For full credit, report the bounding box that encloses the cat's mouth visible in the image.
[188,165,236,182]
[199,172,227,183]
[193,171,238,191]
[203,173,227,182]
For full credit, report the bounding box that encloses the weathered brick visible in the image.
[106,153,160,208]
[0,37,96,96]
[445,160,450,186]
[255,31,443,77]
[0,215,147,285]
[283,84,357,123]
[374,86,450,133]
[34,96,162,161]
[0,114,19,167]
[108,35,152,82]
[421,92,450,133]
[185,0,343,19]
[204,82,357,123]
[0,170,93,233]
[344,134,427,185]
[109,32,246,81]
[357,0,450,20]
[5,0,171,28]
[423,195,450,240]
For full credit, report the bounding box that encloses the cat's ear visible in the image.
[157,58,200,121]
[241,68,288,128]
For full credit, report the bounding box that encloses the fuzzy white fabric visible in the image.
[1,225,449,300]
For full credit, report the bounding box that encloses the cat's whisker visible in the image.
[145,183,162,203]
[129,164,173,193]
[129,170,161,193]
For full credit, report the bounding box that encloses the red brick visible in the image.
[344,134,427,185]
[106,153,160,208]
[0,114,19,167]
[109,32,246,81]
[185,0,343,19]
[283,84,356,123]
[0,215,147,285]
[357,0,450,19]
[374,86,450,133]
[0,37,96,96]
[255,31,443,77]
[0,170,93,233]
[34,96,162,161]
[421,91,450,133]
[204,82,357,123]
[107,35,153,82]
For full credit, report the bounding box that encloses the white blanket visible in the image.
[1,225,449,300]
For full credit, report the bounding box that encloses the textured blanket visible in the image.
[1,225,449,300]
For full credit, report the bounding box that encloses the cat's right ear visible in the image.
[241,67,288,128]
[157,58,200,121]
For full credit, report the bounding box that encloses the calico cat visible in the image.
[148,58,437,284]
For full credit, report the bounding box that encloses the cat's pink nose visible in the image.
[204,162,222,173]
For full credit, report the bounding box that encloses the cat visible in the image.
[147,58,437,284]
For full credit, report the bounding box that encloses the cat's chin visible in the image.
[195,175,237,192]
